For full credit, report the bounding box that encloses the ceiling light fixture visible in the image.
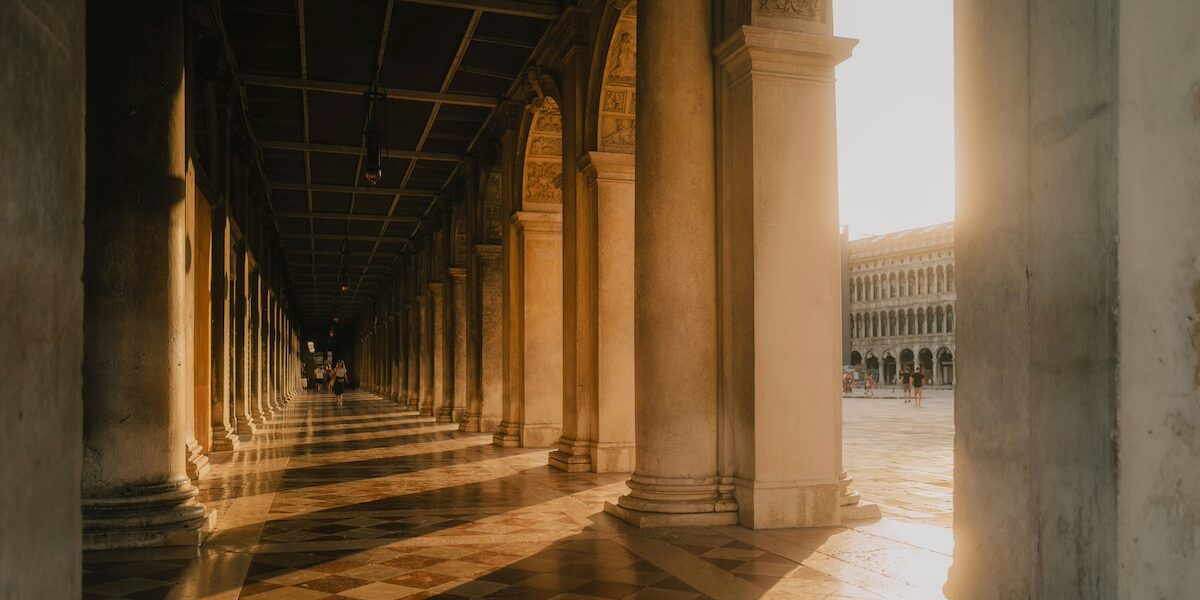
[363,88,386,185]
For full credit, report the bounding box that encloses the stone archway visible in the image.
[495,98,564,449]
[918,348,935,382]
[553,2,639,474]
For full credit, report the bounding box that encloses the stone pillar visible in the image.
[210,209,238,451]
[82,0,212,548]
[450,268,469,423]
[551,152,636,473]
[715,6,856,528]
[406,301,420,410]
[233,245,256,441]
[606,0,735,527]
[418,294,433,415]
[249,268,267,424]
[430,283,451,421]
[464,245,503,432]
[399,313,408,403]
[182,162,209,481]
[2,0,85,590]
[495,212,563,447]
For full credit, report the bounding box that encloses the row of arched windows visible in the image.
[851,264,954,302]
[850,305,954,339]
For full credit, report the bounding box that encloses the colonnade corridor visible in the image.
[81,390,948,599]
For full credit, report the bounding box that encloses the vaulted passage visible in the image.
[6,0,1200,598]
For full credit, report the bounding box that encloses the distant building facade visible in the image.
[845,222,956,386]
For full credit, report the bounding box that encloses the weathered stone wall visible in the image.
[0,1,86,597]
[1115,2,1200,596]
[953,0,1119,597]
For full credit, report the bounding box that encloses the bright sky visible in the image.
[834,0,955,240]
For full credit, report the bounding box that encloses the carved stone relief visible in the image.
[598,10,637,154]
[602,118,635,149]
[608,32,636,84]
[524,160,562,204]
[603,90,626,112]
[534,104,562,133]
[759,0,821,21]
[529,136,562,157]
[483,170,503,241]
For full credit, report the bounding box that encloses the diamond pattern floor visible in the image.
[83,389,953,599]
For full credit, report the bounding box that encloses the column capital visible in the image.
[474,243,502,260]
[512,210,562,235]
[579,151,635,187]
[715,26,856,81]
[447,267,467,281]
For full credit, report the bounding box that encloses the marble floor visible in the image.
[83,390,953,600]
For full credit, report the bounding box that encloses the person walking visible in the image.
[332,360,348,408]
[313,364,325,392]
[864,372,874,397]
[900,367,912,403]
[912,366,926,407]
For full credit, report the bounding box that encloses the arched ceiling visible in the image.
[214,0,562,327]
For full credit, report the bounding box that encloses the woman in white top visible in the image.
[332,360,348,407]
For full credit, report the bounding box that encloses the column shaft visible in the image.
[606,0,734,527]
[82,0,211,548]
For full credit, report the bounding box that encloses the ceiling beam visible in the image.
[396,0,559,20]
[240,74,499,108]
[275,211,420,223]
[280,233,407,243]
[259,139,462,162]
[270,182,438,197]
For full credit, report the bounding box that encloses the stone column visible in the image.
[551,152,636,473]
[209,208,238,451]
[450,268,469,423]
[399,312,408,403]
[495,212,564,448]
[248,268,267,424]
[182,162,209,481]
[464,245,503,432]
[233,246,256,441]
[406,301,420,410]
[606,0,736,527]
[82,0,212,548]
[430,283,451,420]
[418,295,433,415]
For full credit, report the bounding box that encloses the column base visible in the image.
[837,471,881,522]
[235,419,257,442]
[460,412,481,433]
[419,402,434,417]
[436,406,453,423]
[83,480,214,551]
[733,479,842,529]
[210,425,240,452]
[184,440,210,482]
[549,438,592,472]
[604,502,738,528]
[492,421,524,447]
[606,475,739,527]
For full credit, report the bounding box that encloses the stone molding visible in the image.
[511,210,563,235]
[715,25,855,83]
[474,243,502,260]
[579,151,635,188]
